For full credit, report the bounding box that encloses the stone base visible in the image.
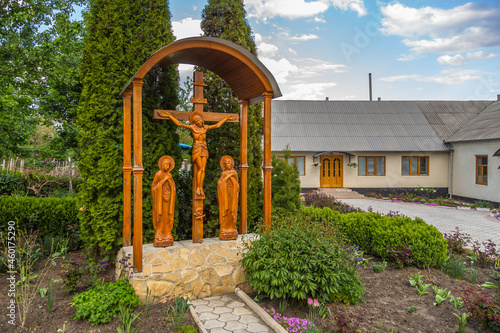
[116,235,257,301]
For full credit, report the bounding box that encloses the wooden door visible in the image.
[320,155,343,187]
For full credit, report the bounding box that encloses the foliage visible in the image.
[443,227,472,255]
[371,261,387,273]
[117,303,141,333]
[443,257,466,280]
[303,206,448,268]
[319,307,364,333]
[240,211,365,304]
[144,287,157,318]
[0,169,82,197]
[450,295,464,309]
[199,0,263,236]
[175,170,193,241]
[0,0,83,157]
[71,278,141,326]
[60,254,87,292]
[474,200,493,209]
[407,306,418,313]
[453,312,469,333]
[0,197,80,243]
[303,191,363,214]
[77,0,181,256]
[264,307,316,333]
[409,272,431,296]
[164,297,192,331]
[458,284,500,331]
[2,229,56,327]
[271,153,302,212]
[386,244,414,268]
[432,286,451,306]
[471,239,498,268]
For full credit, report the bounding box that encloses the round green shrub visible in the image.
[240,212,365,304]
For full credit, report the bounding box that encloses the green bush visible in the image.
[0,196,79,239]
[271,154,302,212]
[71,278,141,326]
[303,206,448,268]
[241,211,365,304]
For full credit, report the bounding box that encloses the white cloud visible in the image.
[380,74,421,82]
[259,57,299,83]
[437,54,466,66]
[380,69,481,85]
[313,17,326,23]
[466,51,500,60]
[380,2,500,56]
[172,18,202,40]
[437,51,500,67]
[288,34,320,41]
[288,48,297,55]
[245,0,366,19]
[280,82,337,100]
[245,0,329,19]
[331,0,367,17]
[258,42,279,57]
[401,26,500,55]
[295,58,347,79]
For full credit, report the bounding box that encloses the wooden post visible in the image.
[132,79,144,272]
[239,100,249,234]
[192,71,206,243]
[122,89,133,248]
[262,92,273,228]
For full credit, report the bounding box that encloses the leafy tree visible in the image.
[78,0,180,255]
[0,1,83,157]
[199,0,263,236]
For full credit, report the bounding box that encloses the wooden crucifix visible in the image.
[153,71,239,243]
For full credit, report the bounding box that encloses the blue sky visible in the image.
[168,0,500,101]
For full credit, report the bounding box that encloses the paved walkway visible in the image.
[339,198,500,246]
[191,294,273,333]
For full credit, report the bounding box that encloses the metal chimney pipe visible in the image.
[369,73,372,101]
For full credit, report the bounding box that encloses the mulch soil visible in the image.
[0,250,196,333]
[256,254,497,332]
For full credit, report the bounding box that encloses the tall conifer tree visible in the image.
[200,0,263,235]
[78,0,180,255]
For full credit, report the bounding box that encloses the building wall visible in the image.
[280,151,450,189]
[450,139,500,203]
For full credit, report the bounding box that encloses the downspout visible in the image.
[445,143,454,199]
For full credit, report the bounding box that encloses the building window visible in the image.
[358,156,385,176]
[278,156,305,176]
[476,155,488,185]
[402,156,429,176]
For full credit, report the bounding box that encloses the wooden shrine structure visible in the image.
[120,37,281,272]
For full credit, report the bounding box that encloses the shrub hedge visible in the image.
[0,196,79,237]
[302,206,448,268]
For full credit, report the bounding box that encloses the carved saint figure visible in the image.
[152,155,176,247]
[159,111,233,197]
[217,156,239,240]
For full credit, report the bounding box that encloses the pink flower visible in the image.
[307,298,313,305]
[313,299,319,307]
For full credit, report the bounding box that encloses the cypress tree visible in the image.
[78,0,180,256]
[200,0,263,236]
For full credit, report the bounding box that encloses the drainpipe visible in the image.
[445,143,454,199]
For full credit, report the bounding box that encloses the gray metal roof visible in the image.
[446,101,500,142]
[271,100,493,152]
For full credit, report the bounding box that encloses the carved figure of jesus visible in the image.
[151,155,176,247]
[158,111,233,197]
[217,155,239,240]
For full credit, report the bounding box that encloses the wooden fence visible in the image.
[1,157,80,178]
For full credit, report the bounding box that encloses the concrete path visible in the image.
[191,294,273,333]
[339,198,500,246]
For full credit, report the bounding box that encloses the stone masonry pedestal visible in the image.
[116,235,256,301]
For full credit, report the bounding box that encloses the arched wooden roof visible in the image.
[122,36,281,105]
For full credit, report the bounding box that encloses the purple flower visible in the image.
[33,153,40,158]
